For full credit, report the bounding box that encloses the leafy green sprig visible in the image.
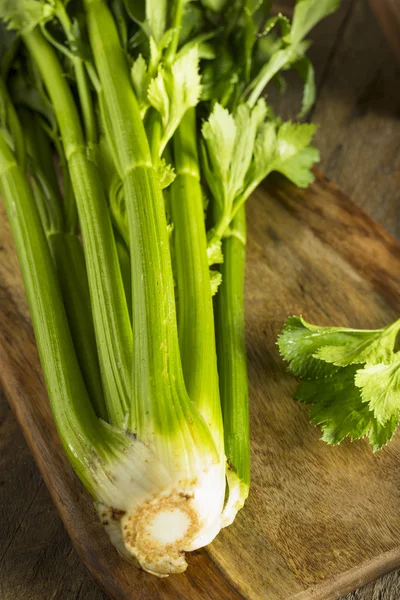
[278,316,400,450]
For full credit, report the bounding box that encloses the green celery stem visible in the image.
[18,109,106,418]
[0,133,104,494]
[48,232,107,420]
[23,27,132,427]
[124,167,192,433]
[55,2,97,145]
[0,79,25,168]
[165,0,185,61]
[215,207,250,488]
[246,51,289,109]
[84,0,200,437]
[25,111,60,203]
[114,230,132,324]
[146,109,163,164]
[170,109,222,437]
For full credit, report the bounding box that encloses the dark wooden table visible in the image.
[1,1,400,598]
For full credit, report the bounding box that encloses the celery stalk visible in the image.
[170,108,223,448]
[114,229,132,323]
[20,110,107,418]
[215,208,250,525]
[0,130,125,494]
[23,28,132,427]
[82,0,226,574]
[48,232,107,420]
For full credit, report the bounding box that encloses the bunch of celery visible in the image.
[0,0,337,576]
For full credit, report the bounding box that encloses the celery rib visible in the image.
[84,0,210,442]
[215,208,250,524]
[23,27,132,427]
[170,109,223,445]
[0,131,105,493]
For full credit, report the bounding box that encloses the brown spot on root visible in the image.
[227,458,237,473]
[179,492,194,500]
[111,508,126,521]
[99,506,127,525]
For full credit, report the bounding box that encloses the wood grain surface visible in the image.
[2,168,400,599]
[2,1,400,598]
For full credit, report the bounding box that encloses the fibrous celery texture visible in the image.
[0,0,338,575]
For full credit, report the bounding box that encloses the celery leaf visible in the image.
[156,158,175,189]
[202,102,236,189]
[249,121,319,191]
[202,99,269,208]
[278,316,341,379]
[276,146,319,188]
[275,122,317,162]
[279,316,400,373]
[228,100,267,201]
[210,269,222,296]
[122,0,166,43]
[314,319,400,366]
[131,54,150,116]
[0,0,53,33]
[297,366,398,450]
[279,316,400,450]
[148,46,201,155]
[288,0,340,46]
[355,358,400,425]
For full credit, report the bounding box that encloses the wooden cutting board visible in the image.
[1,171,400,600]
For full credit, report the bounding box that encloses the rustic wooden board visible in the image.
[369,0,400,64]
[2,172,400,600]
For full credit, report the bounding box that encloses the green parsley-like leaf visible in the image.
[248,121,319,193]
[210,269,222,296]
[276,146,319,188]
[275,121,317,162]
[355,357,400,425]
[131,54,150,117]
[297,365,398,450]
[369,415,399,452]
[279,316,400,375]
[122,0,166,43]
[146,0,167,43]
[227,100,267,201]
[279,315,400,451]
[202,102,236,201]
[0,0,53,33]
[288,0,340,47]
[207,235,223,266]
[148,46,201,155]
[278,316,340,379]
[202,99,269,209]
[314,318,400,366]
[156,158,175,189]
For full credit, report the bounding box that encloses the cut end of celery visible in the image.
[97,473,224,576]
[122,489,199,576]
[95,437,226,576]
